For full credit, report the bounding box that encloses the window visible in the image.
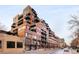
[27,13,31,16]
[17,42,23,48]
[0,41,2,48]
[25,16,30,20]
[30,29,36,32]
[7,41,15,48]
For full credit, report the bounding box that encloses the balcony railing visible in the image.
[34,17,40,23]
[41,32,46,35]
[27,21,31,24]
[18,19,23,26]
[30,24,36,28]
[11,23,16,28]
[18,15,23,20]
[31,8,37,17]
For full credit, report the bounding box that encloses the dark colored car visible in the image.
[77,49,79,52]
[64,50,69,52]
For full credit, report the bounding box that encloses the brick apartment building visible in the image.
[11,6,49,50]
[11,5,62,50]
[0,5,66,53]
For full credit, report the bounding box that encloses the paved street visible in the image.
[0,48,78,54]
[25,48,78,54]
[25,48,58,54]
[49,48,77,54]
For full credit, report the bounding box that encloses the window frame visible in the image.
[7,41,15,48]
[17,42,23,48]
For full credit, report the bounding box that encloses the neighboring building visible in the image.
[48,29,60,48]
[71,37,79,49]
[58,38,66,49]
[0,30,24,53]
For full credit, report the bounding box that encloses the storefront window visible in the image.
[0,41,2,48]
[7,41,15,48]
[17,42,23,48]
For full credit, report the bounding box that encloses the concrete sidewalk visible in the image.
[0,48,58,54]
[24,48,59,54]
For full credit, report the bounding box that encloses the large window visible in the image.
[17,42,23,48]
[0,41,2,48]
[7,41,15,48]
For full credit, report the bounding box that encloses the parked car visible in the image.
[77,49,79,52]
[64,50,69,52]
[64,48,69,52]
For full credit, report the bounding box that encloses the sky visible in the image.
[0,5,79,45]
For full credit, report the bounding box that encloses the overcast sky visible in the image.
[0,5,79,45]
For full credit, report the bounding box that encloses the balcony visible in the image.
[34,17,40,23]
[41,37,47,42]
[41,33,47,37]
[11,26,15,28]
[11,23,16,28]
[30,24,36,28]
[18,19,23,26]
[29,24,36,32]
[41,29,46,32]
[31,8,37,17]
[27,21,31,24]
[30,28,36,32]
[41,32,46,35]
[41,36,46,39]
[45,23,49,27]
[24,16,31,24]
[18,15,23,20]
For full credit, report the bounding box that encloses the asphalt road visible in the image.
[49,48,78,54]
[25,48,78,54]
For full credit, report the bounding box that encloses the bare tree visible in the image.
[68,15,79,48]
[68,15,79,38]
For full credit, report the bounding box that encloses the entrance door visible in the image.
[0,40,2,52]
